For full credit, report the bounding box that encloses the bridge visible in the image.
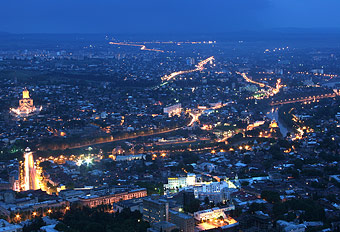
[270,92,338,106]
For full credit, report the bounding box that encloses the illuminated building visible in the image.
[79,188,147,208]
[269,120,278,128]
[193,181,235,204]
[164,173,197,191]
[163,103,182,117]
[10,88,42,117]
[112,153,145,161]
[194,206,238,231]
[164,174,237,203]
[194,206,235,221]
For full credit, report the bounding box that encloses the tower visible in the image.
[21,147,39,191]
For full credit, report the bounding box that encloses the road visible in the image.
[239,72,282,97]
[161,56,214,82]
[109,42,164,52]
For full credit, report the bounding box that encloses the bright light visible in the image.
[76,159,83,166]
[85,157,93,165]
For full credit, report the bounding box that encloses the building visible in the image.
[164,173,196,191]
[21,147,40,191]
[163,103,182,117]
[10,88,41,117]
[164,173,237,203]
[143,195,169,224]
[79,188,147,208]
[194,181,233,204]
[0,219,23,232]
[194,206,235,221]
[115,197,145,213]
[169,210,195,232]
[252,211,272,231]
[194,206,238,231]
[147,221,178,232]
[276,220,306,232]
[113,154,145,162]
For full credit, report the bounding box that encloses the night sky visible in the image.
[0,0,339,33]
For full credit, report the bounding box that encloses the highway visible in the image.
[239,72,283,97]
[161,56,214,82]
[109,42,164,52]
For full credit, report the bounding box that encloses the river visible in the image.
[265,107,291,137]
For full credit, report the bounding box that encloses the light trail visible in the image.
[239,72,269,88]
[188,112,200,127]
[109,42,164,52]
[162,56,215,82]
[187,101,229,128]
[217,132,233,143]
[239,72,283,97]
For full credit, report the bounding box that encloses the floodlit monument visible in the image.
[10,88,42,117]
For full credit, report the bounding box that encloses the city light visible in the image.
[162,56,215,82]
[85,157,93,166]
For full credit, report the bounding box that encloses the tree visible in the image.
[55,222,68,231]
[261,190,281,204]
[171,229,180,232]
[204,197,210,205]
[23,217,46,232]
[184,199,200,213]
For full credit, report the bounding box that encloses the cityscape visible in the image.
[0,1,340,232]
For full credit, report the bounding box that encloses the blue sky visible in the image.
[0,0,339,33]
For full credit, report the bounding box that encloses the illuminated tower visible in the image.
[21,147,40,191]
